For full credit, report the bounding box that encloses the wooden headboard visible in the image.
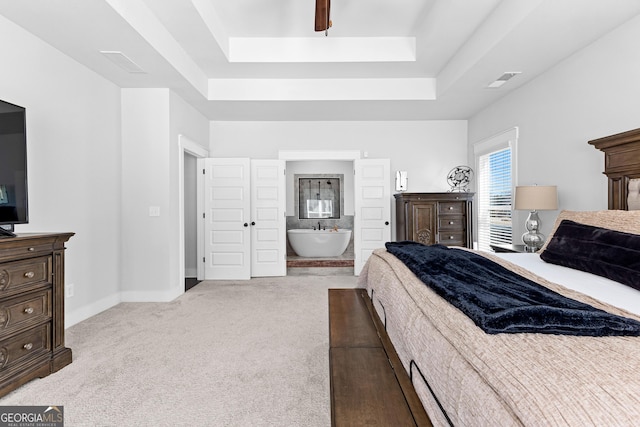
[588,128,640,210]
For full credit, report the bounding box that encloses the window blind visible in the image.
[477,147,512,251]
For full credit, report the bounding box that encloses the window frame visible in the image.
[473,128,518,251]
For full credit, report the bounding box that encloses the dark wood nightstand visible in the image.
[490,244,530,253]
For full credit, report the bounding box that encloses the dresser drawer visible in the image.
[438,201,465,215]
[0,243,56,263]
[0,323,51,373]
[438,216,465,230]
[0,290,52,338]
[438,232,465,246]
[0,257,51,294]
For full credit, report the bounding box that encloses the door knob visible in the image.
[243,223,248,227]
[385,221,389,225]
[251,222,256,226]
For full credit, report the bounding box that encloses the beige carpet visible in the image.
[0,275,357,426]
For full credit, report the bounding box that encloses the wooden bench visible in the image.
[329,288,432,427]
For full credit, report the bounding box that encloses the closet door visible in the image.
[354,159,391,275]
[250,160,286,277]
[203,158,251,280]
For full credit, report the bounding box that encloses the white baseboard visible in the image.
[119,288,184,303]
[64,287,185,328]
[65,293,121,328]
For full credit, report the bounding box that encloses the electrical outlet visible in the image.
[66,283,74,298]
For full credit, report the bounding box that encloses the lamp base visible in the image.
[521,210,545,252]
[522,238,543,252]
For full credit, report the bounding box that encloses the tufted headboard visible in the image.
[588,128,640,210]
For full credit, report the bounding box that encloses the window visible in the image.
[474,128,518,251]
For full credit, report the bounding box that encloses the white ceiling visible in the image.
[1,0,639,121]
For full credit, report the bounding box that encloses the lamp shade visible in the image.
[514,185,558,211]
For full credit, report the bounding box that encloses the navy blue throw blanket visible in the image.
[385,241,640,336]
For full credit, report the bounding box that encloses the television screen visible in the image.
[0,99,28,229]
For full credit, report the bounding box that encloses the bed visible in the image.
[356,128,640,426]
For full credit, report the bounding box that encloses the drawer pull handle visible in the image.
[449,236,454,239]
[23,343,33,351]
[28,247,35,252]
[24,271,35,279]
[449,221,454,225]
[448,206,454,210]
[24,307,34,315]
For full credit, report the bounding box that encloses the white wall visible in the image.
[121,89,209,301]
[210,121,469,193]
[169,93,209,287]
[468,14,640,239]
[210,121,468,239]
[121,89,172,299]
[0,16,121,325]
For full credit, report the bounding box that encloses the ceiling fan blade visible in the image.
[315,0,331,32]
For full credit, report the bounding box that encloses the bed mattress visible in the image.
[358,248,640,426]
[496,253,640,317]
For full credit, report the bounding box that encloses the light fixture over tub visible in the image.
[514,185,558,252]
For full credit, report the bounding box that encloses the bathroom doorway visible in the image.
[279,150,390,276]
[286,162,354,276]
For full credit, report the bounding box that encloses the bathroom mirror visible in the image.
[296,175,342,219]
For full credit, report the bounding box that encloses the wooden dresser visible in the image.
[0,232,73,397]
[395,192,474,247]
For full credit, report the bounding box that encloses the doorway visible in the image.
[178,134,209,292]
[279,150,391,275]
[285,162,354,276]
[184,152,199,290]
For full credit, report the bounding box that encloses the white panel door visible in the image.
[250,159,286,277]
[354,159,391,275]
[203,158,251,280]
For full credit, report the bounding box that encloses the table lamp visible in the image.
[514,185,558,252]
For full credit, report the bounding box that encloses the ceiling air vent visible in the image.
[100,51,146,74]
[487,72,521,89]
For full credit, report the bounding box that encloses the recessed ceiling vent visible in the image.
[100,51,146,74]
[487,72,521,89]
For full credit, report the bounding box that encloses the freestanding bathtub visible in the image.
[287,229,352,257]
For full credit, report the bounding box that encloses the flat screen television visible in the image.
[0,99,28,237]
